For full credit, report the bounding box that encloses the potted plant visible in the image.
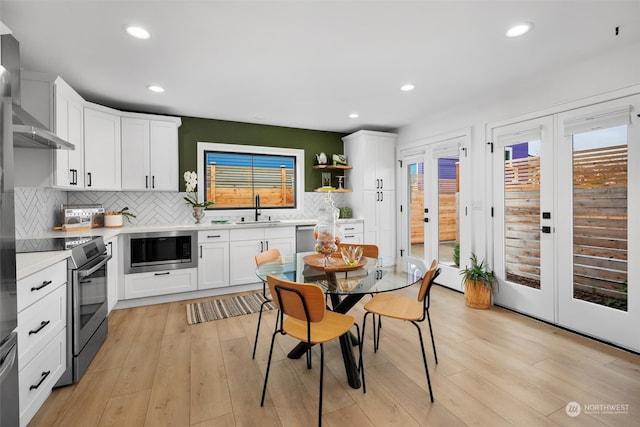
[104,207,136,228]
[183,171,215,224]
[459,253,497,309]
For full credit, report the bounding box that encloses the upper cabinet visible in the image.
[54,78,85,187]
[84,103,121,190]
[121,114,180,191]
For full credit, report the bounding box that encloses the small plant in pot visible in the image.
[104,207,136,228]
[459,253,497,309]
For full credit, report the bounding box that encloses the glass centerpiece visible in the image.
[314,192,342,266]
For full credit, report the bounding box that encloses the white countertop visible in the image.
[15,217,363,280]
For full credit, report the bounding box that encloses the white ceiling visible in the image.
[1,1,639,133]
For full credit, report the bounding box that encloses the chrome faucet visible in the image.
[255,194,261,221]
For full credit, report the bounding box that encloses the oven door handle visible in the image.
[77,255,112,279]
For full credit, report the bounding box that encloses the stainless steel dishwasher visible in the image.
[295,224,317,252]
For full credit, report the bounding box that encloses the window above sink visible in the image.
[196,142,305,217]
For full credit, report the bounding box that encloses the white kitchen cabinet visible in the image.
[20,73,85,188]
[343,130,397,260]
[198,230,230,289]
[121,115,180,191]
[229,226,295,286]
[339,220,364,244]
[124,268,197,299]
[84,103,121,190]
[105,236,120,312]
[16,260,67,427]
[54,78,85,187]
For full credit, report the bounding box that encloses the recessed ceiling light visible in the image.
[400,84,415,92]
[147,85,164,93]
[349,113,359,119]
[506,22,533,38]
[125,25,150,39]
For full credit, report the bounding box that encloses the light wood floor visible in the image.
[29,285,640,427]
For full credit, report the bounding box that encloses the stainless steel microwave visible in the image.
[123,230,197,274]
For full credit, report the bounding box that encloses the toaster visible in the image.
[62,204,105,228]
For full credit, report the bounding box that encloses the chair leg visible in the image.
[354,323,365,394]
[426,311,438,364]
[260,329,279,406]
[411,321,434,403]
[252,299,271,359]
[318,343,324,427]
[376,315,382,351]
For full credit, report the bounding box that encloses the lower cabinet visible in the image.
[229,226,295,286]
[198,230,230,289]
[16,260,67,427]
[124,268,197,299]
[339,221,364,244]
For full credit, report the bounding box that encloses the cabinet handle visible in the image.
[87,172,92,187]
[152,176,156,189]
[154,272,170,276]
[146,176,149,189]
[265,241,269,250]
[380,179,383,189]
[74,169,78,185]
[200,245,202,258]
[345,235,355,238]
[345,227,355,231]
[28,320,50,335]
[207,235,222,238]
[380,192,383,202]
[260,241,264,252]
[31,280,52,292]
[30,371,51,390]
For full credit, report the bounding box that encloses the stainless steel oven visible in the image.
[56,237,110,387]
[124,231,197,274]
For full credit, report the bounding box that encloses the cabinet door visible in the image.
[229,239,262,286]
[84,107,121,190]
[363,190,379,244]
[377,189,396,260]
[121,117,150,190]
[54,79,84,188]
[376,136,396,190]
[149,120,178,191]
[266,237,295,256]
[199,242,230,289]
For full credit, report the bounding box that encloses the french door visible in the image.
[400,137,466,290]
[556,95,639,352]
[491,116,555,322]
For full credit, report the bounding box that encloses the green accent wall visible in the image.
[178,116,346,192]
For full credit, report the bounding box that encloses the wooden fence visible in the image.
[502,146,628,307]
[206,164,295,208]
[410,178,458,244]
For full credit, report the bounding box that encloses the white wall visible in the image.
[397,40,640,260]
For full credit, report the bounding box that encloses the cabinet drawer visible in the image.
[198,229,230,242]
[230,228,258,241]
[17,284,66,371]
[17,261,66,312]
[340,222,364,236]
[264,226,295,239]
[19,328,66,427]
[124,268,197,299]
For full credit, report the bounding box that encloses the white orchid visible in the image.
[183,170,214,208]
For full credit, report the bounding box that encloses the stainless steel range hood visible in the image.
[1,34,74,150]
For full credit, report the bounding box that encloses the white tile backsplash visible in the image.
[16,189,350,238]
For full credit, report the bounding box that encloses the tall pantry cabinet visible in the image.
[343,130,397,261]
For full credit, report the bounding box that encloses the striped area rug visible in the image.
[186,293,276,325]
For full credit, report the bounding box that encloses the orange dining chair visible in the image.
[362,259,440,402]
[252,248,282,359]
[261,275,364,427]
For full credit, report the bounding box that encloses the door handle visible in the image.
[424,218,429,223]
[541,226,551,234]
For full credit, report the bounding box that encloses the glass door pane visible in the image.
[408,161,425,259]
[437,157,459,266]
[572,126,627,311]
[503,141,541,289]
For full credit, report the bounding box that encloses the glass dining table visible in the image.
[255,252,428,389]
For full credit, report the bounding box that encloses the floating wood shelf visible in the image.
[313,165,352,170]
